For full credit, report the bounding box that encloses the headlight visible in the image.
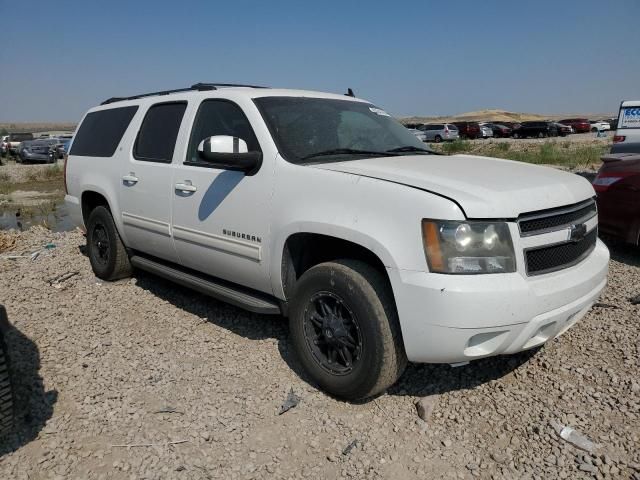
[422,220,516,274]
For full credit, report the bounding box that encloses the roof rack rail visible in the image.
[100,83,269,105]
[191,82,269,90]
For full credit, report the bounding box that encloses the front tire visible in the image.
[0,306,14,438]
[86,206,132,281]
[289,260,407,401]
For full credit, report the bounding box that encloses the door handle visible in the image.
[122,174,139,185]
[175,182,197,193]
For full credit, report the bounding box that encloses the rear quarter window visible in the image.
[70,106,138,157]
[134,102,187,163]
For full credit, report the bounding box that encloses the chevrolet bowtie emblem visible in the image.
[568,223,587,242]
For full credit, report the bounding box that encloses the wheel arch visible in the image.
[273,227,397,304]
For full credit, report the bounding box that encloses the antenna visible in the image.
[345,88,355,98]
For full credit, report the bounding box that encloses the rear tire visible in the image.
[86,206,132,281]
[289,260,407,401]
[0,306,14,438]
[434,135,442,143]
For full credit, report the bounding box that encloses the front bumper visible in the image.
[389,238,609,363]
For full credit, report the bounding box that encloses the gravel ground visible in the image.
[0,227,638,480]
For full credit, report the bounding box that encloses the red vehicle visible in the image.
[593,153,640,245]
[559,118,590,133]
[452,121,481,139]
[486,123,512,138]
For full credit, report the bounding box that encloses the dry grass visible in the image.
[432,140,608,169]
[0,230,17,253]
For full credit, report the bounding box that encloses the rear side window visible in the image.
[70,106,138,157]
[134,102,187,163]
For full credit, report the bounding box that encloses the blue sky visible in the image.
[1,0,639,122]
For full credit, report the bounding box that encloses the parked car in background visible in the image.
[484,123,512,138]
[407,128,427,142]
[554,122,572,137]
[611,100,640,154]
[559,118,590,134]
[593,153,640,245]
[498,121,520,130]
[418,123,459,142]
[590,120,610,132]
[49,137,73,160]
[6,132,34,155]
[512,121,558,138]
[0,136,8,157]
[606,117,618,130]
[17,138,60,163]
[453,121,481,139]
[479,124,494,139]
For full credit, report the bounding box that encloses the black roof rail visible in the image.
[100,83,269,105]
[191,82,269,90]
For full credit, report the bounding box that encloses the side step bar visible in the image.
[130,255,282,315]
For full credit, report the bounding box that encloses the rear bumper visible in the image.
[389,239,609,363]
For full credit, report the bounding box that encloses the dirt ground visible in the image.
[0,225,638,480]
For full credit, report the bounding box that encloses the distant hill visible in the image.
[0,122,77,134]
[401,109,614,125]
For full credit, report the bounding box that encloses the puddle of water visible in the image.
[0,199,75,232]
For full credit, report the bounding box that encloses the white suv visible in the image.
[65,83,609,400]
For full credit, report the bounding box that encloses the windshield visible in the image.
[254,97,432,164]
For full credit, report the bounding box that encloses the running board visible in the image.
[130,255,281,315]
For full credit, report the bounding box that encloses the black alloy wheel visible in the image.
[303,291,363,375]
[90,223,110,268]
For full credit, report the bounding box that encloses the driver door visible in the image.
[171,99,274,294]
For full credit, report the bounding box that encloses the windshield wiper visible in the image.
[386,146,438,154]
[301,148,397,161]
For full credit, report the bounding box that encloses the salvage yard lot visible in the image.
[0,221,639,477]
[0,131,638,480]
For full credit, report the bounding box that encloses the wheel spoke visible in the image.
[318,299,332,317]
[342,346,353,366]
[328,347,337,364]
[309,313,323,328]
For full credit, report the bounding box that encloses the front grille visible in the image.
[518,200,597,236]
[525,228,597,275]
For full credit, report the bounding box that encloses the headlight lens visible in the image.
[422,220,516,274]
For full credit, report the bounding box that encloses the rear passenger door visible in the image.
[119,102,187,263]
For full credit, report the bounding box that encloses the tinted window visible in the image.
[70,106,138,157]
[134,102,187,163]
[186,100,260,165]
[430,124,444,130]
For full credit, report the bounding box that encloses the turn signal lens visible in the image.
[422,221,444,271]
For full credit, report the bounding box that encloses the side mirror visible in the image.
[196,135,262,175]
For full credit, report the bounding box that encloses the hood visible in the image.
[311,154,595,218]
